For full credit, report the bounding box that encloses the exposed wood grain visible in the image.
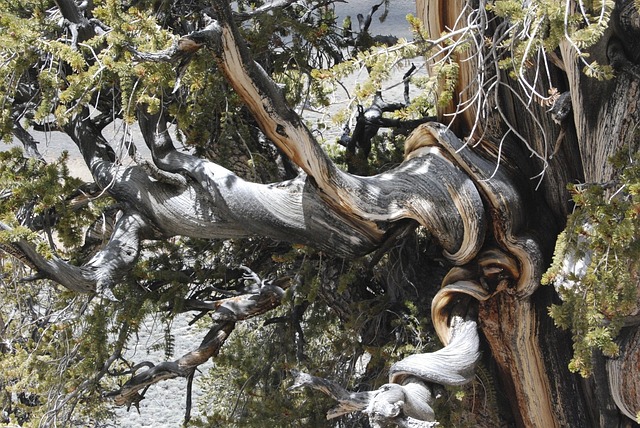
[607,327,640,421]
[290,315,481,426]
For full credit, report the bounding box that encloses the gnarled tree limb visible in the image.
[0,211,148,294]
[289,313,480,427]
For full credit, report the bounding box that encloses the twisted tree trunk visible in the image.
[3,3,493,422]
[416,0,640,426]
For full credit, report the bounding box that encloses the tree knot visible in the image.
[275,123,288,138]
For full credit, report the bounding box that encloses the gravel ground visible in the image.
[113,314,211,427]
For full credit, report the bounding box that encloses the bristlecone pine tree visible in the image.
[1,0,639,427]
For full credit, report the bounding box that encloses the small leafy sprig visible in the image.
[543,149,640,376]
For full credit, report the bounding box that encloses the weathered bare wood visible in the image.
[10,2,638,426]
[607,327,640,421]
[288,371,377,418]
[290,314,480,427]
[430,280,490,346]
[411,1,618,425]
[54,0,100,47]
[480,294,560,427]
[389,315,481,387]
[3,116,490,301]
[415,0,479,136]
[406,123,544,297]
[0,212,148,294]
[108,321,235,407]
[204,1,487,264]
[413,123,572,427]
[1,6,492,426]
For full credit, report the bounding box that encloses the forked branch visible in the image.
[107,274,289,412]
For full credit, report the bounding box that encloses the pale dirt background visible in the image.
[3,1,420,426]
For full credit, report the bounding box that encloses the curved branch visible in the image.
[289,314,481,427]
[6,5,497,301]
[389,316,480,386]
[291,278,486,425]
[131,6,488,264]
[108,321,235,407]
[5,115,488,299]
[0,211,149,294]
[12,121,44,161]
[208,3,336,182]
[409,123,544,296]
[429,280,491,346]
[288,371,376,418]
